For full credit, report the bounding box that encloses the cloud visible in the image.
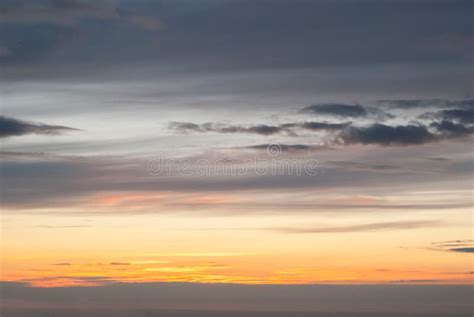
[19,275,117,286]
[301,103,393,120]
[300,121,351,131]
[168,122,289,136]
[448,247,474,253]
[326,161,400,173]
[0,0,117,26]
[0,116,79,138]
[379,99,474,110]
[169,121,349,136]
[301,103,369,117]
[338,124,435,146]
[242,144,319,152]
[378,99,447,109]
[338,121,473,146]
[0,0,163,30]
[430,240,474,253]
[269,220,444,234]
[430,120,473,136]
[438,108,474,124]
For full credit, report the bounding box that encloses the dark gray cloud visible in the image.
[1,0,472,86]
[169,121,350,136]
[169,102,474,146]
[430,120,473,136]
[169,122,290,136]
[437,108,474,124]
[338,124,435,146]
[338,121,473,146]
[269,220,444,234]
[300,121,351,131]
[0,116,79,138]
[448,247,474,253]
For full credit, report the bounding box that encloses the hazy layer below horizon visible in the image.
[2,310,471,317]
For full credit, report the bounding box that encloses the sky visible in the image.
[0,0,473,315]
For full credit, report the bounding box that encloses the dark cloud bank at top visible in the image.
[0,0,472,89]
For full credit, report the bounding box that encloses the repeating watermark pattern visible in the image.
[147,144,318,177]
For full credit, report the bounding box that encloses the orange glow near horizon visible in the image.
[1,190,472,288]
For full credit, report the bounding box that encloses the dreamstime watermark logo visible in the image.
[266,143,282,157]
[147,144,319,177]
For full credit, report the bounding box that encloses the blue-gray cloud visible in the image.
[0,116,79,138]
[338,122,473,146]
[1,0,472,84]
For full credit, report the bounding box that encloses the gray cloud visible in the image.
[326,161,400,173]
[269,220,444,234]
[0,116,79,138]
[301,103,369,117]
[430,120,473,136]
[300,121,351,131]
[430,240,474,254]
[242,144,316,152]
[338,124,435,146]
[1,148,472,212]
[448,247,474,253]
[169,122,289,136]
[379,99,474,110]
[301,103,394,120]
[169,121,350,136]
[0,0,162,30]
[437,108,474,124]
[338,121,473,146]
[1,0,471,94]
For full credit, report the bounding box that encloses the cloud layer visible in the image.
[169,100,474,146]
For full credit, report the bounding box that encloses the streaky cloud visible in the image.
[269,220,444,234]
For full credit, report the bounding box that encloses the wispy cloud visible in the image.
[268,220,445,234]
[430,240,474,253]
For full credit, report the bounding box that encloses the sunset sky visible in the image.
[0,0,473,315]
